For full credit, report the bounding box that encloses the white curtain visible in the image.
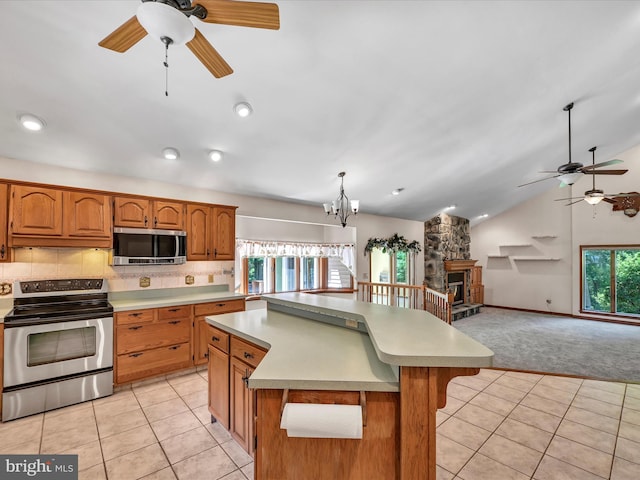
[236,239,355,273]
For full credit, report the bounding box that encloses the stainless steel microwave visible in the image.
[111,227,187,265]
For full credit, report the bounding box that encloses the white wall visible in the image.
[471,143,640,317]
[0,156,425,287]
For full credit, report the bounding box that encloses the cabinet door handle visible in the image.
[129,352,143,358]
[242,368,250,387]
[168,345,181,350]
[205,352,209,359]
[216,303,226,307]
[206,248,210,257]
[168,308,181,312]
[214,248,218,258]
[243,351,254,359]
[128,325,142,330]
[0,244,5,259]
[129,312,142,317]
[144,215,148,226]
[211,336,220,342]
[168,320,181,325]
[154,216,158,227]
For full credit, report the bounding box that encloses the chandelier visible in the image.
[323,172,359,228]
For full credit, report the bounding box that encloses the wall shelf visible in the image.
[531,235,557,239]
[512,257,560,261]
[487,255,509,258]
[499,244,533,248]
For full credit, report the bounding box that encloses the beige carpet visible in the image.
[453,307,640,383]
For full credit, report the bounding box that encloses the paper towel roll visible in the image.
[280,403,363,439]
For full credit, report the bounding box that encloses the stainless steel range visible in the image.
[3,278,113,421]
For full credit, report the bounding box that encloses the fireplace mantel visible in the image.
[444,259,478,272]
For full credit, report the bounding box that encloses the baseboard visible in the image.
[483,304,640,327]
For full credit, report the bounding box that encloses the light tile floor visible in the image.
[1,368,639,479]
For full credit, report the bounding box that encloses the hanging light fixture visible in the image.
[322,172,359,228]
[583,147,604,205]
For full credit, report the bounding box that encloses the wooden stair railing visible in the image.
[357,282,452,324]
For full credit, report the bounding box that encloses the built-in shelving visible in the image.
[499,244,533,248]
[487,255,509,258]
[531,235,557,239]
[512,257,560,261]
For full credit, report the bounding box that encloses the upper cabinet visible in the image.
[10,185,63,236]
[114,196,184,230]
[212,206,236,260]
[0,184,9,262]
[186,204,211,261]
[64,192,111,238]
[187,204,237,261]
[9,185,111,248]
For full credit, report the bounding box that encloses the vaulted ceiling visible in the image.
[2,1,640,223]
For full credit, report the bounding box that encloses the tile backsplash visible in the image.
[0,248,235,296]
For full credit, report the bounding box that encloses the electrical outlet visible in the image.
[139,276,151,288]
[185,275,194,285]
[208,274,214,283]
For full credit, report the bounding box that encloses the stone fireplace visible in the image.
[424,213,471,292]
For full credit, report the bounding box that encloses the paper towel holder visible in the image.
[280,389,367,426]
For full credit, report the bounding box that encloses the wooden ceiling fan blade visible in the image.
[603,198,617,204]
[586,169,628,175]
[582,159,623,170]
[554,196,583,201]
[187,28,233,78]
[565,199,584,206]
[517,174,560,188]
[196,0,280,29]
[98,16,147,52]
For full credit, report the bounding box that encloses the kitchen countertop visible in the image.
[108,285,246,312]
[206,293,493,392]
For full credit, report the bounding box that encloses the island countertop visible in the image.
[206,293,493,392]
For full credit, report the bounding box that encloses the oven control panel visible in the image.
[17,279,106,296]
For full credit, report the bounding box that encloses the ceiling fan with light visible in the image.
[518,103,628,188]
[554,146,639,206]
[99,0,280,80]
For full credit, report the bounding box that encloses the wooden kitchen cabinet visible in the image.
[193,299,245,365]
[229,336,266,455]
[114,196,184,230]
[64,191,111,238]
[470,266,484,304]
[115,305,193,384]
[207,330,265,455]
[212,206,236,260]
[9,185,63,236]
[0,184,9,262]
[208,325,230,429]
[186,204,211,261]
[186,203,237,261]
[9,185,111,248]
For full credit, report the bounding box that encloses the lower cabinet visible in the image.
[115,305,193,384]
[194,299,246,366]
[208,332,266,456]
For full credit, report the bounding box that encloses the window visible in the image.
[238,240,355,295]
[368,248,415,285]
[582,246,640,317]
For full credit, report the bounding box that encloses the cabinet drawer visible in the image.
[207,325,230,353]
[116,309,156,326]
[116,342,191,384]
[231,337,266,368]
[158,304,193,320]
[194,299,245,316]
[117,318,190,354]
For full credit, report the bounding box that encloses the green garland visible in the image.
[364,233,422,255]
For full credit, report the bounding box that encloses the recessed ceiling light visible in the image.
[479,213,489,218]
[18,113,45,131]
[162,147,180,160]
[209,150,223,162]
[391,188,405,196]
[443,205,456,211]
[234,102,252,118]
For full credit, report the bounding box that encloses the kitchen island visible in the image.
[206,293,493,480]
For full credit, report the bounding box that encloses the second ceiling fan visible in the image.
[98,0,280,79]
[518,103,628,188]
